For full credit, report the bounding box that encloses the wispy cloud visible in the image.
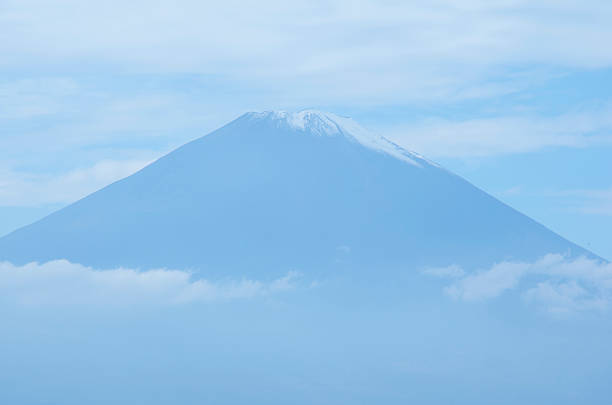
[0,77,79,120]
[0,260,301,308]
[0,159,154,206]
[0,76,232,201]
[2,1,612,101]
[384,107,612,158]
[524,280,608,314]
[422,264,465,278]
[550,188,612,216]
[425,254,612,315]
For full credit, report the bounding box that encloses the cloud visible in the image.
[0,159,155,206]
[524,281,608,315]
[425,254,612,314]
[0,77,79,120]
[0,260,301,308]
[550,188,612,216]
[444,261,526,301]
[384,107,612,158]
[499,186,522,197]
[1,2,611,194]
[578,190,612,216]
[422,264,465,278]
[0,76,234,201]
[1,1,612,101]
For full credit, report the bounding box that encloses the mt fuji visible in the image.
[0,110,595,276]
[3,111,612,405]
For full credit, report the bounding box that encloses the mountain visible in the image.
[0,110,594,277]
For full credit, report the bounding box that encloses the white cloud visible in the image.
[444,261,526,301]
[384,107,612,158]
[1,1,612,101]
[0,77,233,198]
[552,188,612,216]
[0,159,155,206]
[579,190,612,216]
[422,264,465,278]
[499,186,522,197]
[425,254,612,314]
[0,77,79,120]
[524,281,607,315]
[0,260,301,307]
[1,1,611,183]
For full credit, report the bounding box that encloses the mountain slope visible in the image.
[0,110,594,277]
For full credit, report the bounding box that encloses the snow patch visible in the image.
[244,110,432,167]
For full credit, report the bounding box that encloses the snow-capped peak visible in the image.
[243,110,428,167]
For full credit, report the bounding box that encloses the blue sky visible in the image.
[1,0,611,259]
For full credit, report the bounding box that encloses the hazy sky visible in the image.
[1,0,611,259]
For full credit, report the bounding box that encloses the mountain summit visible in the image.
[0,110,593,277]
[242,110,429,166]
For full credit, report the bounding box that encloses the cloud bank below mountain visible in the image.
[0,260,300,308]
[425,254,612,315]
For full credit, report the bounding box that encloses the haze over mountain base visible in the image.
[2,262,612,405]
